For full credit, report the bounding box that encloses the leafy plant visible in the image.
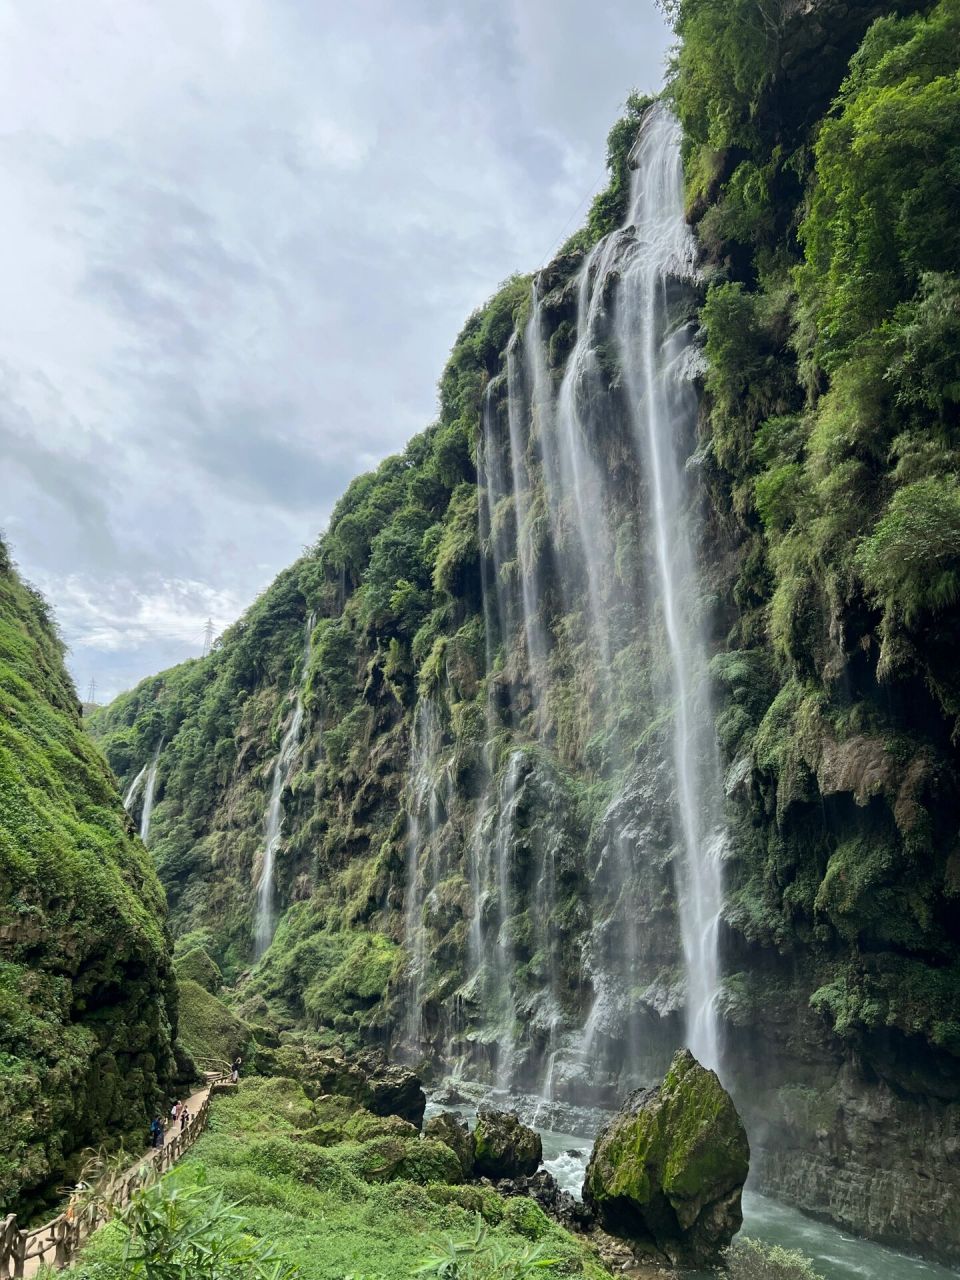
[110,1173,300,1280]
[414,1217,560,1280]
[725,1237,824,1280]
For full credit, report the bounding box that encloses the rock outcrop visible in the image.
[473,1109,543,1179]
[584,1050,749,1267]
[257,1043,426,1128]
[424,1110,475,1177]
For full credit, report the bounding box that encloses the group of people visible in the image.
[149,1099,191,1149]
[147,1059,242,1151]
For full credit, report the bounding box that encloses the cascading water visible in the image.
[123,762,147,813]
[401,698,444,1053]
[255,615,314,959]
[139,738,163,846]
[400,103,725,1091]
[615,107,725,1070]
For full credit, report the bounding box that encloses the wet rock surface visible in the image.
[584,1049,749,1268]
[473,1108,543,1178]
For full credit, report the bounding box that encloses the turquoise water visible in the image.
[426,1094,959,1278]
[735,1191,959,1280]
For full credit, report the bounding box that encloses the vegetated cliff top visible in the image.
[0,536,177,1214]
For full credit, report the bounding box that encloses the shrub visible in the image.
[725,1237,824,1280]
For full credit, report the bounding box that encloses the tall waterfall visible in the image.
[255,615,314,959]
[139,738,163,846]
[398,104,725,1089]
[616,108,725,1069]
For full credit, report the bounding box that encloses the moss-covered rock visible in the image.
[174,945,223,994]
[0,540,177,1214]
[473,1109,542,1179]
[424,1109,475,1177]
[259,1042,426,1128]
[584,1049,749,1267]
[176,978,252,1067]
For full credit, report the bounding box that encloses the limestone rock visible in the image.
[424,1110,475,1176]
[473,1109,543,1178]
[583,1049,749,1267]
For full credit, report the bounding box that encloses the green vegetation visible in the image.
[666,0,960,1078]
[176,979,252,1067]
[65,1079,605,1280]
[726,1238,824,1280]
[0,539,176,1215]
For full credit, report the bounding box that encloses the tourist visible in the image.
[150,1116,163,1149]
[231,1056,242,1084]
[170,1099,181,1123]
[180,1105,190,1132]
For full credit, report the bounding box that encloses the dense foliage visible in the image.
[667,0,960,1068]
[0,539,177,1214]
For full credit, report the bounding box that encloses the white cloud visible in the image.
[0,0,671,699]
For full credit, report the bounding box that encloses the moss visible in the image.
[585,1049,749,1217]
[0,539,176,1214]
[502,1196,552,1240]
[176,979,252,1067]
[174,946,223,993]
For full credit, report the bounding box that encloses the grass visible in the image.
[63,1077,608,1280]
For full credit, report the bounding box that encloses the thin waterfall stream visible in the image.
[139,737,164,846]
[255,615,315,958]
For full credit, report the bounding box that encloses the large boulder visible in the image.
[473,1109,543,1178]
[424,1110,475,1177]
[583,1049,749,1267]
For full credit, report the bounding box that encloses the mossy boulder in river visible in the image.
[474,1109,542,1178]
[583,1049,749,1267]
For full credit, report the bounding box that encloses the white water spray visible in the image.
[615,106,725,1071]
[139,738,164,846]
[255,616,314,959]
[123,763,147,814]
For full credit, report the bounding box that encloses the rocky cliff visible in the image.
[88,0,960,1262]
[0,540,178,1215]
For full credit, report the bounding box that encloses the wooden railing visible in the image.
[0,1077,233,1278]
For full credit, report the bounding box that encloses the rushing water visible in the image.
[139,737,164,846]
[426,1089,959,1280]
[254,616,314,958]
[122,762,147,813]
[400,105,726,1089]
[614,107,725,1070]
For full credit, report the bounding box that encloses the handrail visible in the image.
[0,1075,234,1277]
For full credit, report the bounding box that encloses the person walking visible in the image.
[231,1056,242,1084]
[150,1116,163,1149]
[180,1105,190,1133]
[170,1099,181,1124]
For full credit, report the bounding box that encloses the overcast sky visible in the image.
[0,0,671,702]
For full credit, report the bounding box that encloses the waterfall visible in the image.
[402,699,443,1052]
[401,103,725,1090]
[123,763,147,813]
[254,615,314,959]
[139,738,163,846]
[615,106,725,1071]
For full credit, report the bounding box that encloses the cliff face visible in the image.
[88,0,960,1262]
[0,540,178,1215]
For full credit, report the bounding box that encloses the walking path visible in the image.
[1,1074,234,1278]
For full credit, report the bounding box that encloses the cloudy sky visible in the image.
[0,0,672,702]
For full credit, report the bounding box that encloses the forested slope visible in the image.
[0,540,178,1215]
